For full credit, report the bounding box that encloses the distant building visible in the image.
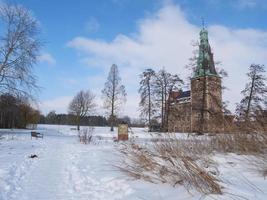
[168,27,224,133]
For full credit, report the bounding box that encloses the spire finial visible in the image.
[201,17,205,29]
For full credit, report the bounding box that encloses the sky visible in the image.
[6,0,267,117]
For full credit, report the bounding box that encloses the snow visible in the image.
[0,125,266,200]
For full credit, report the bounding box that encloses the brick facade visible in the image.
[168,27,225,133]
[168,75,224,133]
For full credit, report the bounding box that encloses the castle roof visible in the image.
[169,90,191,103]
[178,90,191,99]
[193,28,218,78]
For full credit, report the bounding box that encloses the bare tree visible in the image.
[68,90,96,131]
[164,74,183,130]
[154,69,169,130]
[236,64,267,122]
[0,4,41,98]
[138,68,156,131]
[185,40,199,87]
[102,64,126,131]
[154,68,183,131]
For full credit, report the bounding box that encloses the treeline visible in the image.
[39,111,145,127]
[39,111,108,126]
[0,93,40,128]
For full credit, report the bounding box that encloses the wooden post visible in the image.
[118,124,128,141]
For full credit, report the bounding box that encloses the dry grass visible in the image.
[258,156,267,177]
[117,135,222,195]
[117,130,267,195]
[210,132,267,179]
[248,154,267,177]
[210,132,267,155]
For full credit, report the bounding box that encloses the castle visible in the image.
[168,27,224,133]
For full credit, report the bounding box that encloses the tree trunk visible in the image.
[200,76,207,133]
[199,57,207,134]
[110,71,116,132]
[163,82,168,131]
[110,93,115,132]
[165,89,172,132]
[245,73,256,121]
[110,114,114,131]
[76,115,80,131]
[148,81,151,132]
[161,86,164,130]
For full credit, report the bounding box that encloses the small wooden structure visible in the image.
[118,124,128,141]
[31,131,43,139]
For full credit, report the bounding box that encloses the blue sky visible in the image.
[8,0,267,116]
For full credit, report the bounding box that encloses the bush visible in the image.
[78,127,94,144]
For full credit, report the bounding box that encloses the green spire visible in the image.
[194,28,217,78]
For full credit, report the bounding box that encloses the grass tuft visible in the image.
[117,135,222,195]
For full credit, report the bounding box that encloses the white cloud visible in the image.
[58,78,78,87]
[85,17,99,33]
[234,0,267,9]
[68,4,267,116]
[38,53,56,65]
[40,96,72,114]
[237,0,257,8]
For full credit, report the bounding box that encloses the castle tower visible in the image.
[191,28,223,133]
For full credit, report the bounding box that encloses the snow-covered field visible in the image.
[0,125,266,200]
